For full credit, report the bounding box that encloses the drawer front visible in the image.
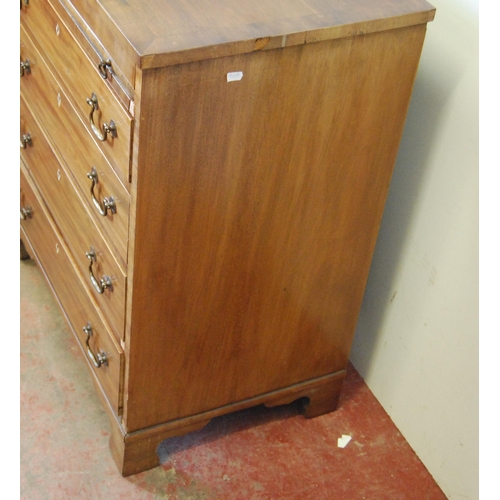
[20,164,123,415]
[21,8,132,185]
[21,0,137,96]
[20,111,126,341]
[20,94,129,270]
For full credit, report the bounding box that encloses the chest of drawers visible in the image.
[20,0,435,476]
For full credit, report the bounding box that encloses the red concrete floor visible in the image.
[20,257,447,499]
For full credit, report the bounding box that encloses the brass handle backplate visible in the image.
[20,133,33,149]
[86,167,116,216]
[20,206,32,220]
[85,247,113,294]
[86,93,117,141]
[83,323,108,368]
[20,59,31,77]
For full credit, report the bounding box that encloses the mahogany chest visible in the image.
[20,0,435,475]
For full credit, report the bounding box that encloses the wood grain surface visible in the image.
[21,26,127,340]
[20,94,130,273]
[50,0,139,89]
[21,7,134,185]
[65,0,434,68]
[123,23,428,431]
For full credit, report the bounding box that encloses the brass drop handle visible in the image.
[20,59,31,77]
[20,206,32,220]
[20,133,32,149]
[85,247,113,294]
[86,167,116,217]
[98,59,112,79]
[86,93,117,142]
[83,323,108,368]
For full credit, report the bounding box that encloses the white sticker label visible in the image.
[227,71,243,82]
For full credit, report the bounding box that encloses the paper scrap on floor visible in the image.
[337,435,352,448]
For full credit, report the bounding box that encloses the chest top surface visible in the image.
[67,0,435,68]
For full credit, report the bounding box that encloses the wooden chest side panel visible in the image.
[124,25,427,431]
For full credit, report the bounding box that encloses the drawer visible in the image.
[21,0,138,108]
[20,94,129,270]
[20,117,126,341]
[21,0,138,96]
[20,163,124,415]
[20,14,133,185]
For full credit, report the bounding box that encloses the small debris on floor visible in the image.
[338,434,352,448]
